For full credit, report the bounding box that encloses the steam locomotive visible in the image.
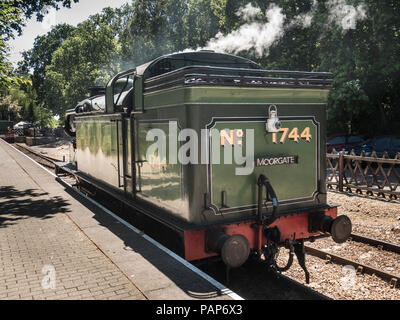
[60,51,352,282]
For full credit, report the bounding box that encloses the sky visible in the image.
[8,0,131,66]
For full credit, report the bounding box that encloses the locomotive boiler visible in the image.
[61,51,352,282]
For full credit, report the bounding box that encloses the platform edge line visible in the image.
[56,176,244,301]
[3,140,244,301]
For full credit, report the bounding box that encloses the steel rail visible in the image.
[304,246,400,289]
[13,143,58,168]
[349,233,400,254]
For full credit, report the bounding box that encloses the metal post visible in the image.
[339,151,344,192]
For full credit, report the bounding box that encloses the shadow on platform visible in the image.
[62,186,226,300]
[0,186,71,228]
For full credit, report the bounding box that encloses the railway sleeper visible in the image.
[305,246,400,289]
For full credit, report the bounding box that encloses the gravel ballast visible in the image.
[277,191,400,300]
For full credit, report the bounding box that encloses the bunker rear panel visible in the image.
[135,86,329,225]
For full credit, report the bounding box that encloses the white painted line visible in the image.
[56,176,243,300]
[3,140,244,301]
[3,140,58,178]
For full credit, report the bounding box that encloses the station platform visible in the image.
[0,138,235,300]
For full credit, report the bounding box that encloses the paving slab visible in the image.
[0,139,233,300]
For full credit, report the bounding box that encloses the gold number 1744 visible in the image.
[272,127,312,144]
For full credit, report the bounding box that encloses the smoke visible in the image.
[327,0,367,32]
[288,0,318,29]
[235,3,262,21]
[205,3,286,57]
[202,1,368,58]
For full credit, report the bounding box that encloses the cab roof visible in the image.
[135,51,262,79]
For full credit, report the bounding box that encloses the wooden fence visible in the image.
[326,150,400,200]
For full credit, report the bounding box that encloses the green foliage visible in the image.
[0,94,22,121]
[8,0,79,33]
[4,0,400,136]
[314,0,400,135]
[185,0,220,49]
[0,0,78,89]
[0,74,55,128]
[44,8,124,115]
[119,0,189,64]
[0,1,24,41]
[19,24,75,105]
[34,102,56,128]
[0,2,24,88]
[0,83,32,121]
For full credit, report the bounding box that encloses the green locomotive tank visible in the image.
[60,51,352,279]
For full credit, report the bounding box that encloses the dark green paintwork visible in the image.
[75,115,123,188]
[73,52,331,225]
[210,119,318,210]
[136,121,183,207]
[143,87,330,109]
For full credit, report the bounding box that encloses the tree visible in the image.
[0,0,78,89]
[0,82,33,121]
[185,0,220,49]
[7,0,79,33]
[11,0,399,137]
[316,0,400,135]
[19,24,75,106]
[44,7,124,115]
[34,102,56,128]
[119,0,182,65]
[0,94,22,121]
[25,101,36,123]
[0,1,24,87]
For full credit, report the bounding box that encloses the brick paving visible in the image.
[0,141,146,300]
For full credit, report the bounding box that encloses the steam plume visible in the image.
[327,0,367,32]
[235,3,262,21]
[202,1,368,58]
[289,0,318,29]
[206,3,286,57]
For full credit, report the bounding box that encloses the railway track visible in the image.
[304,235,400,289]
[13,143,59,169]
[12,143,77,186]
[349,233,400,254]
[10,141,329,300]
[193,257,330,300]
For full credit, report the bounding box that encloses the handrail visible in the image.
[145,65,333,84]
[144,66,333,93]
[142,65,333,94]
[144,74,332,93]
[105,68,136,114]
